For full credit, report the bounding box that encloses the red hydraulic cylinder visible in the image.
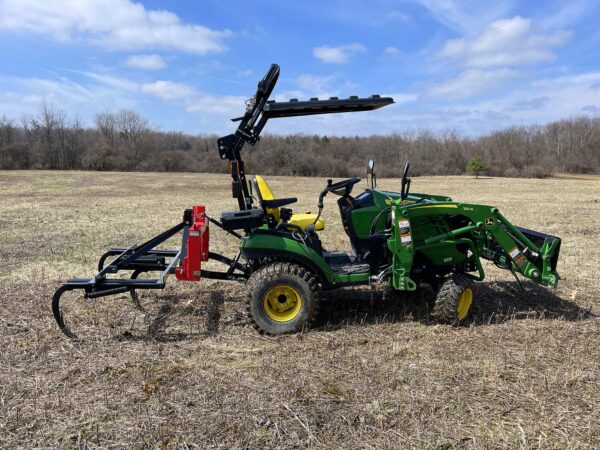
[175,205,209,281]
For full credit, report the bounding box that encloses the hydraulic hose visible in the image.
[312,188,329,225]
[369,206,392,237]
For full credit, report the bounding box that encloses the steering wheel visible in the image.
[311,177,361,228]
[326,177,361,196]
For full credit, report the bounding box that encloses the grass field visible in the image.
[0,170,599,448]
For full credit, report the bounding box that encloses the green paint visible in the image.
[239,185,560,293]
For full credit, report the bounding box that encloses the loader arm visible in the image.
[481,212,561,287]
[388,202,561,291]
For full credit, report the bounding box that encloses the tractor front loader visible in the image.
[52,64,561,338]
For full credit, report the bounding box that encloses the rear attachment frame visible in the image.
[52,208,248,338]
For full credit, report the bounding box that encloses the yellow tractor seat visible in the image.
[253,175,325,231]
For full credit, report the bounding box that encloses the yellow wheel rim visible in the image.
[456,287,473,320]
[263,284,302,322]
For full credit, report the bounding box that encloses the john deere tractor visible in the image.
[53,64,561,338]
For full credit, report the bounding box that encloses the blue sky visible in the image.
[1,0,600,136]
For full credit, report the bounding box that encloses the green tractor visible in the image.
[241,160,560,334]
[52,64,561,338]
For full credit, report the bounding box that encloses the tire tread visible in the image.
[245,261,320,335]
[431,274,474,325]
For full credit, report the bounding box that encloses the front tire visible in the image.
[431,274,475,325]
[246,262,319,335]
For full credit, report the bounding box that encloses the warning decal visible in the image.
[398,219,412,245]
[509,247,527,268]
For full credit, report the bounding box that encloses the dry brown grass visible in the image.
[0,170,599,449]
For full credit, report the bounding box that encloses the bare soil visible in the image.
[0,170,598,448]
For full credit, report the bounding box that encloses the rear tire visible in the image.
[431,274,474,325]
[246,262,319,335]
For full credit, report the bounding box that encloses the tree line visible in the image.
[1,103,599,177]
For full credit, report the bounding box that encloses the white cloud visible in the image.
[506,96,550,111]
[16,77,94,103]
[389,93,419,104]
[6,70,599,137]
[465,72,600,128]
[22,94,45,103]
[296,74,339,94]
[236,69,254,78]
[383,46,402,58]
[313,43,366,64]
[140,80,196,101]
[438,16,570,68]
[0,72,143,121]
[139,80,244,115]
[385,10,411,22]
[413,0,513,34]
[126,54,166,70]
[287,71,600,136]
[0,0,230,54]
[185,94,246,115]
[541,0,592,29]
[583,105,600,113]
[427,68,518,100]
[0,72,248,133]
[287,73,366,100]
[76,71,138,91]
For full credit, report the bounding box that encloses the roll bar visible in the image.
[217,63,394,211]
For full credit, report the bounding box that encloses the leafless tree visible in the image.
[0,115,14,161]
[115,109,150,161]
[95,111,117,150]
[0,104,598,176]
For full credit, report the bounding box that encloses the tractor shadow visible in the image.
[316,287,430,331]
[471,280,594,324]
[116,290,227,342]
[316,281,593,331]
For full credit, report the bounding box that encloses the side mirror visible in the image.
[367,159,376,188]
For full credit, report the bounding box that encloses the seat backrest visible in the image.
[337,196,387,265]
[254,175,280,222]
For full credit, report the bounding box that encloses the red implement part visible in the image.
[176,206,209,281]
